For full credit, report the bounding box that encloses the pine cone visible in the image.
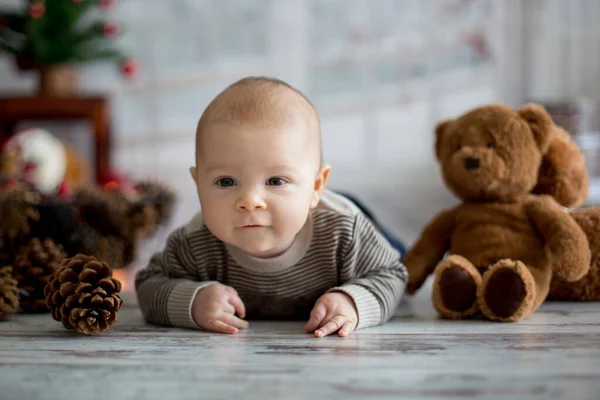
[12,238,66,313]
[125,203,157,239]
[0,184,41,240]
[0,266,19,320]
[136,180,176,224]
[75,188,131,236]
[28,201,78,249]
[92,235,135,269]
[44,254,123,335]
[66,222,101,257]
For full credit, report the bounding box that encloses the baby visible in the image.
[135,76,407,337]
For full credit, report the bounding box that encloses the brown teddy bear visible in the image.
[531,125,600,301]
[404,103,600,322]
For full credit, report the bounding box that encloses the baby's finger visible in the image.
[207,320,238,335]
[219,312,249,330]
[338,319,357,337]
[228,294,246,319]
[222,302,235,315]
[303,302,326,333]
[315,315,347,338]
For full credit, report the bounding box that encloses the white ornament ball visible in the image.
[2,128,67,195]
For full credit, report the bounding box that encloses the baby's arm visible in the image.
[306,213,407,335]
[135,228,243,333]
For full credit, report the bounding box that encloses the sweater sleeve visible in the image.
[328,212,408,329]
[134,226,217,329]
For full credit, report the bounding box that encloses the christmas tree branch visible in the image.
[0,39,20,55]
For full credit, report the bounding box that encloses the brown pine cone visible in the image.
[74,187,127,236]
[12,238,66,313]
[125,203,157,240]
[0,184,41,240]
[135,180,176,224]
[0,266,19,320]
[92,235,135,269]
[44,254,123,335]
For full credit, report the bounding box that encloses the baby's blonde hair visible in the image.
[195,76,322,165]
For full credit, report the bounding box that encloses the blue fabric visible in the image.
[336,191,406,260]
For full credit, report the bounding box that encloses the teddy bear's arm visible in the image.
[404,208,457,294]
[524,195,591,281]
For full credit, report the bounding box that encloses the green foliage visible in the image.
[0,0,126,67]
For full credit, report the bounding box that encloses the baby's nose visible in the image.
[236,191,266,211]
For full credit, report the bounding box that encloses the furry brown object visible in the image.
[135,180,176,224]
[12,238,66,313]
[0,183,40,240]
[405,103,599,322]
[44,254,123,335]
[0,266,19,320]
[549,209,600,300]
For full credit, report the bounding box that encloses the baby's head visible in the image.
[190,77,330,258]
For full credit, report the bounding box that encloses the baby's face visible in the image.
[192,121,327,258]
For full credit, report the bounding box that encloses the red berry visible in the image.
[100,0,116,10]
[102,22,120,37]
[5,178,18,188]
[23,161,37,172]
[122,58,139,79]
[57,181,71,198]
[29,2,46,19]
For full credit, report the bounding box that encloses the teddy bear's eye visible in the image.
[487,141,495,149]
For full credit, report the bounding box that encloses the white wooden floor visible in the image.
[1,282,599,400]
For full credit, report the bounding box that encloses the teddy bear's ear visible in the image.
[517,103,554,153]
[532,127,590,208]
[434,119,453,160]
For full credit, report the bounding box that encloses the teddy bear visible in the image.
[404,102,600,322]
[530,125,600,301]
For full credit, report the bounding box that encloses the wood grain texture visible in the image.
[0,290,599,400]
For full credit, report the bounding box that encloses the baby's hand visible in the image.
[303,292,358,338]
[191,283,248,334]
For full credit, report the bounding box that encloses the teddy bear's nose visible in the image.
[464,157,480,170]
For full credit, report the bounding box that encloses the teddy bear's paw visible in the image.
[478,259,536,322]
[432,255,482,319]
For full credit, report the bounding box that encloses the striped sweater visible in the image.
[134,190,408,330]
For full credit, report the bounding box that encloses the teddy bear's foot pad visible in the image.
[432,255,481,319]
[479,260,536,322]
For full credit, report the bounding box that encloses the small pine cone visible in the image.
[136,180,176,224]
[92,235,135,269]
[13,238,66,313]
[28,201,78,248]
[0,184,41,240]
[0,266,19,320]
[44,254,123,335]
[125,203,157,239]
[75,188,130,236]
[65,223,101,257]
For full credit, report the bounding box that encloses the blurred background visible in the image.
[1,0,600,263]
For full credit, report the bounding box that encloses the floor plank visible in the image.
[1,289,599,400]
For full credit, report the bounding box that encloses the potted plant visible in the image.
[0,0,139,96]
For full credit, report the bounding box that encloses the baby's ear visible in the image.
[434,119,453,160]
[311,164,331,208]
[189,166,198,183]
[517,103,554,153]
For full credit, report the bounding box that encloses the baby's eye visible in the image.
[267,177,286,186]
[216,177,236,187]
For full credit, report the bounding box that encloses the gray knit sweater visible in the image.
[135,190,407,330]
